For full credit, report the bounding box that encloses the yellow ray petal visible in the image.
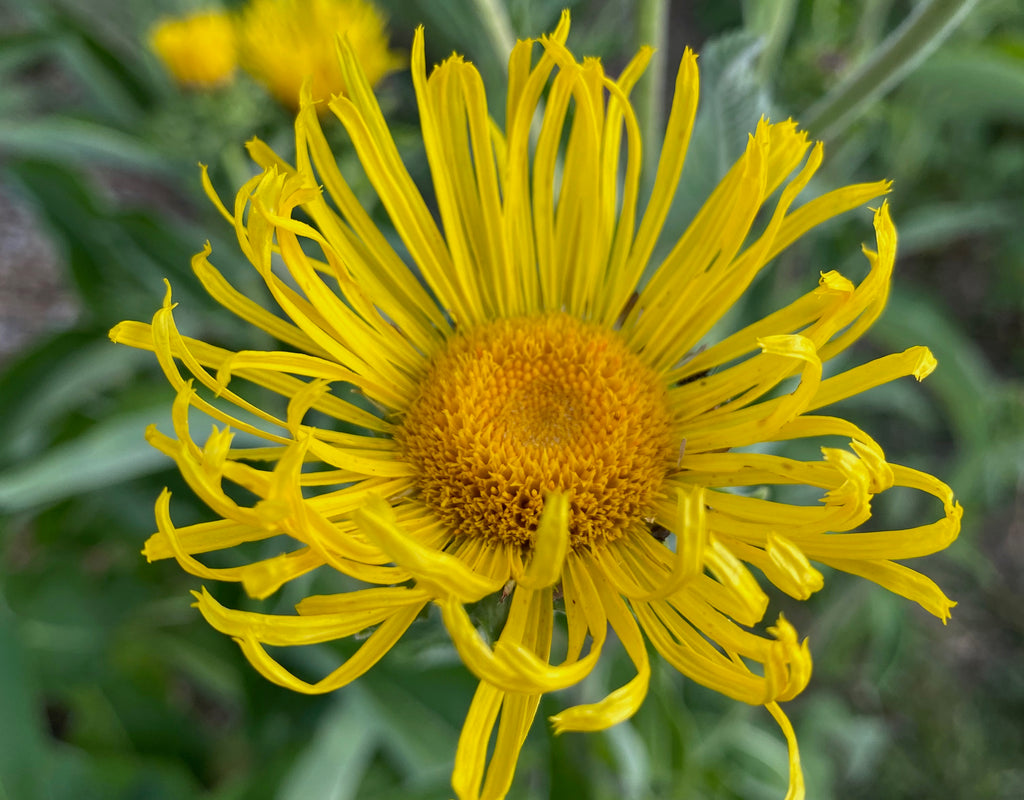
[551,554,649,732]
[767,701,806,800]
[194,585,419,645]
[817,557,957,621]
[516,492,569,590]
[727,533,825,601]
[614,486,706,601]
[231,601,424,694]
[603,48,699,324]
[452,682,504,800]
[355,496,506,602]
[438,591,600,694]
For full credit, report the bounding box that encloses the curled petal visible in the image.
[551,555,650,732]
[152,489,316,596]
[228,602,424,694]
[438,591,600,694]
[703,536,770,627]
[764,614,812,702]
[626,485,707,601]
[193,586,419,645]
[724,533,824,601]
[756,334,823,431]
[355,495,505,602]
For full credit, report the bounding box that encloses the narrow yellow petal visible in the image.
[194,586,415,645]
[550,555,650,732]
[152,489,311,593]
[764,179,892,265]
[817,557,957,621]
[438,592,600,694]
[355,496,505,602]
[818,202,898,360]
[111,320,391,432]
[516,492,569,590]
[619,486,706,601]
[295,585,432,616]
[479,692,541,800]
[766,701,806,800]
[231,602,424,694]
[191,242,329,358]
[452,682,504,800]
[603,48,699,324]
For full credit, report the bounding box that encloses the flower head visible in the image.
[149,10,238,88]
[113,13,960,799]
[235,0,401,107]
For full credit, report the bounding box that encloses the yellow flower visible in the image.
[234,0,401,107]
[112,13,960,799]
[149,10,237,88]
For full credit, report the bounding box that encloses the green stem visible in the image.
[635,0,670,186]
[467,0,517,70]
[744,0,799,83]
[802,0,978,139]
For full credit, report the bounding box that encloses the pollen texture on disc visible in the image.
[398,314,676,549]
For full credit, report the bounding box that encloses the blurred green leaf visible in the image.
[0,119,168,173]
[277,688,378,800]
[47,7,155,124]
[0,405,168,513]
[896,200,1017,257]
[363,677,457,783]
[0,334,151,464]
[743,0,799,80]
[875,286,998,445]
[0,605,52,800]
[902,44,1024,124]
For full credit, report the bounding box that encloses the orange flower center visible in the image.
[398,314,676,549]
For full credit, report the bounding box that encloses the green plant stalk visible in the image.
[802,0,978,139]
[745,0,799,83]
[635,0,669,187]
[467,0,517,71]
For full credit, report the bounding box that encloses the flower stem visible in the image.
[635,0,669,186]
[802,0,977,140]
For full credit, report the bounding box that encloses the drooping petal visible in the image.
[551,554,650,732]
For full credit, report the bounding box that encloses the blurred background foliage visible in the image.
[0,0,1022,798]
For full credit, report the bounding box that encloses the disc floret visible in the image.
[399,314,677,549]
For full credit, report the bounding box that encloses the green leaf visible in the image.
[875,286,997,446]
[0,118,168,173]
[743,0,799,80]
[901,44,1024,125]
[364,677,457,782]
[277,688,379,800]
[896,200,1017,257]
[0,334,151,464]
[0,605,53,800]
[49,6,156,122]
[0,406,168,513]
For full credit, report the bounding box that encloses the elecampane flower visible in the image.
[149,10,237,88]
[112,13,960,799]
[235,0,401,107]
